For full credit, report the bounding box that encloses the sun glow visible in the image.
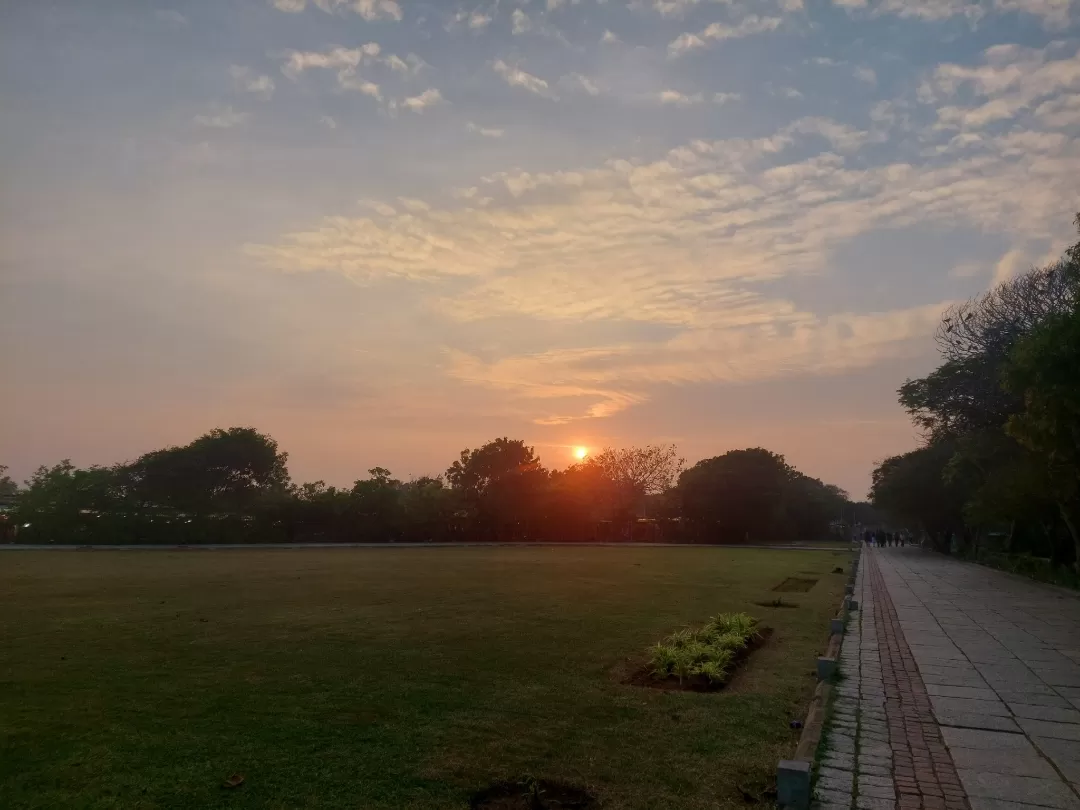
[573,446,588,460]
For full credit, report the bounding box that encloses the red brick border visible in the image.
[867,553,969,810]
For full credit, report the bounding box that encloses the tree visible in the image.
[679,448,803,542]
[936,241,1078,366]
[128,427,290,514]
[587,445,684,503]
[678,449,848,543]
[886,214,1080,565]
[545,462,623,541]
[869,444,969,553]
[446,438,549,541]
[14,461,126,543]
[398,476,460,542]
[899,357,1020,442]
[351,468,405,541]
[582,445,684,540]
[1004,305,1080,570]
[446,439,541,500]
[785,473,849,540]
[900,216,1079,441]
[0,465,18,505]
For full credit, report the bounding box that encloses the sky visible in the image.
[2,0,1078,498]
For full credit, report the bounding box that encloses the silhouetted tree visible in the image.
[0,465,17,505]
[446,438,549,541]
[585,445,684,540]
[678,448,842,543]
[1004,304,1080,570]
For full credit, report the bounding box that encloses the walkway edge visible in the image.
[778,546,861,810]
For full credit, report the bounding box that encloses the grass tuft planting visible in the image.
[648,612,761,687]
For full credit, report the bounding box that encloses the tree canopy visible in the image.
[872,212,1080,572]
[7,434,849,546]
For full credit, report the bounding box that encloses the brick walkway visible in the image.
[868,553,967,810]
[816,547,1080,810]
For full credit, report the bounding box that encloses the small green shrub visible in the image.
[648,612,759,686]
[968,550,1080,590]
[648,643,679,677]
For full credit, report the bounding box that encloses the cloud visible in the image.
[319,115,337,129]
[512,9,532,33]
[601,29,620,44]
[281,45,433,104]
[348,0,403,20]
[831,0,1071,25]
[992,248,1030,285]
[993,0,1072,27]
[669,16,783,57]
[250,81,1079,423]
[383,53,427,75]
[773,86,804,99]
[492,60,556,98]
[340,76,382,100]
[443,300,947,423]
[399,88,444,112]
[155,9,188,25]
[281,45,381,79]
[1034,94,1080,128]
[193,105,248,128]
[275,0,403,20]
[667,33,705,55]
[468,122,505,138]
[561,73,601,96]
[230,66,275,99]
[924,43,1080,131]
[659,89,704,106]
[854,66,877,85]
[784,117,881,152]
[468,11,492,29]
[713,92,741,105]
[650,0,704,14]
[398,197,431,213]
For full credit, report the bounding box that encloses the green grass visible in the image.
[0,547,849,809]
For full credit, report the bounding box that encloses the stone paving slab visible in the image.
[813,547,1080,810]
[871,549,1080,810]
[955,770,1080,809]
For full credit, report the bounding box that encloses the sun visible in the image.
[573,446,588,460]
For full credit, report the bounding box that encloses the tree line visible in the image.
[1,435,849,545]
[870,213,1080,575]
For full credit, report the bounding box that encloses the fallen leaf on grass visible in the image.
[222,774,245,789]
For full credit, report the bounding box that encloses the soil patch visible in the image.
[754,599,798,609]
[620,627,773,692]
[471,780,596,809]
[772,577,817,593]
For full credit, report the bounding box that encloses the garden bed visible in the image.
[623,613,770,692]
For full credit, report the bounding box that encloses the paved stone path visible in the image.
[816,547,1080,810]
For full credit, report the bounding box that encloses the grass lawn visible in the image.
[0,546,850,809]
